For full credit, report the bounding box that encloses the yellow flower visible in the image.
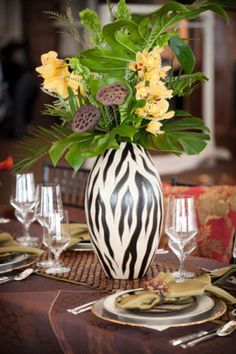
[148,81,173,100]
[146,121,164,135]
[136,99,175,121]
[129,47,168,80]
[68,73,85,97]
[144,66,171,81]
[135,81,149,100]
[36,51,70,98]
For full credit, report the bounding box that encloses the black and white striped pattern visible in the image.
[85,143,163,279]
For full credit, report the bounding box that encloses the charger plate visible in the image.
[92,291,226,327]
[0,254,37,274]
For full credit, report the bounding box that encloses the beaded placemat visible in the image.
[36,251,181,292]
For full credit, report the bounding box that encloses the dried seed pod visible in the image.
[96,83,129,106]
[72,104,101,133]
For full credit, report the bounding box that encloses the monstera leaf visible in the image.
[146,116,210,155]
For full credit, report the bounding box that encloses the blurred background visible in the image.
[0,0,236,204]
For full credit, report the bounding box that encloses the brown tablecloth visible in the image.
[0,219,236,354]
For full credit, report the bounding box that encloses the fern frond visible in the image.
[45,9,81,44]
[106,0,115,21]
[13,125,72,174]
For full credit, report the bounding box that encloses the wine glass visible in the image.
[165,195,198,282]
[44,209,71,274]
[10,173,38,246]
[34,183,63,267]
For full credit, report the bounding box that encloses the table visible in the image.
[0,219,235,354]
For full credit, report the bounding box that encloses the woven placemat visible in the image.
[36,251,183,292]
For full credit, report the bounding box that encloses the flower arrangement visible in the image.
[15,0,228,173]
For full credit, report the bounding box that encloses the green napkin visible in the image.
[67,223,90,249]
[0,232,44,257]
[116,272,236,310]
[209,265,236,285]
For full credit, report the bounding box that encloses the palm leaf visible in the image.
[13,125,72,174]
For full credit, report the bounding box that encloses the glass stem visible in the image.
[178,248,185,281]
[54,252,61,267]
[24,220,31,240]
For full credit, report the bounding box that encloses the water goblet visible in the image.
[14,209,37,245]
[34,183,63,267]
[10,173,38,246]
[44,209,71,274]
[165,195,198,282]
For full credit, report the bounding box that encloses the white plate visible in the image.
[92,297,226,328]
[0,254,26,267]
[102,289,215,326]
[72,242,93,251]
[0,254,35,274]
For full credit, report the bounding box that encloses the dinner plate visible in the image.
[0,253,26,267]
[71,241,93,251]
[100,289,217,326]
[92,296,226,328]
[0,254,37,274]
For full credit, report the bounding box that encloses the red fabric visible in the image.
[160,184,236,263]
[0,155,13,171]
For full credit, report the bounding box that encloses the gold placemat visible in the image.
[35,251,182,292]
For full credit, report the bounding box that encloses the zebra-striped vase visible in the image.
[85,142,163,279]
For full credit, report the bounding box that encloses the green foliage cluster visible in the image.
[14,0,228,173]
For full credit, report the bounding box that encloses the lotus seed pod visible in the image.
[95,83,129,106]
[72,104,101,133]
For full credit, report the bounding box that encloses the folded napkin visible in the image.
[116,272,236,310]
[209,265,236,284]
[0,232,44,257]
[67,224,90,249]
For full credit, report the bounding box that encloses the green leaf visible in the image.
[177,136,208,154]
[65,145,86,173]
[68,87,78,116]
[150,134,183,155]
[102,19,143,55]
[169,37,195,74]
[79,48,128,74]
[175,110,192,117]
[13,125,72,174]
[111,125,138,140]
[115,31,141,54]
[163,117,210,133]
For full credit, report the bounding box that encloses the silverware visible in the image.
[0,217,10,223]
[180,320,236,348]
[70,305,93,315]
[169,328,217,346]
[0,268,35,284]
[67,300,96,314]
[67,289,121,315]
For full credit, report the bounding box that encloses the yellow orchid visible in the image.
[146,121,164,135]
[136,99,175,121]
[129,47,164,79]
[135,81,149,100]
[148,81,173,100]
[36,51,70,98]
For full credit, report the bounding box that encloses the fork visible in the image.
[0,268,35,284]
[67,289,121,315]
